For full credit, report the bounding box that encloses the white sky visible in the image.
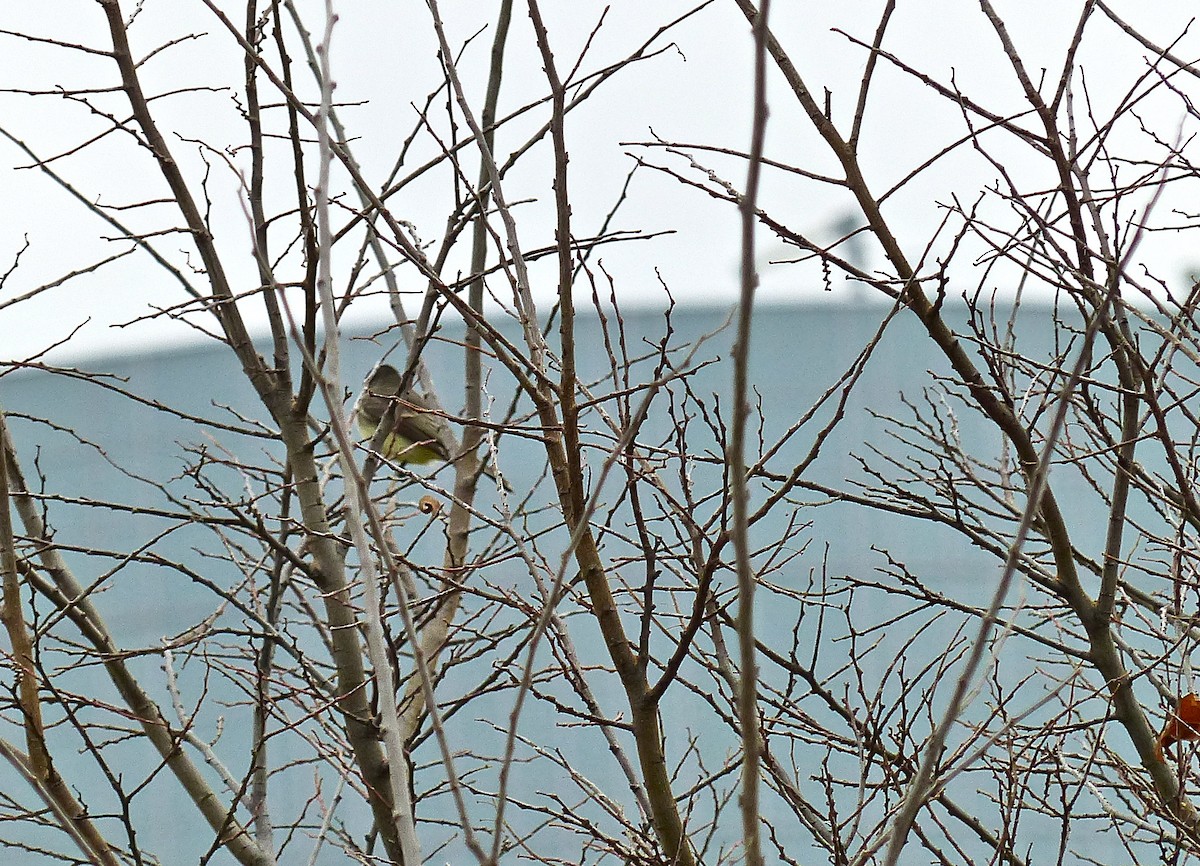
[2,2,1198,362]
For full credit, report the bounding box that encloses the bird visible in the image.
[1156,692,1200,760]
[355,364,448,466]
[354,364,503,486]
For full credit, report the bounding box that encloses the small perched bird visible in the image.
[355,364,449,466]
[354,364,504,487]
[1157,692,1200,760]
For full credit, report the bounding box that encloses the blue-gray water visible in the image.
[0,302,1145,864]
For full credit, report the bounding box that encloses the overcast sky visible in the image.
[2,2,1198,363]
